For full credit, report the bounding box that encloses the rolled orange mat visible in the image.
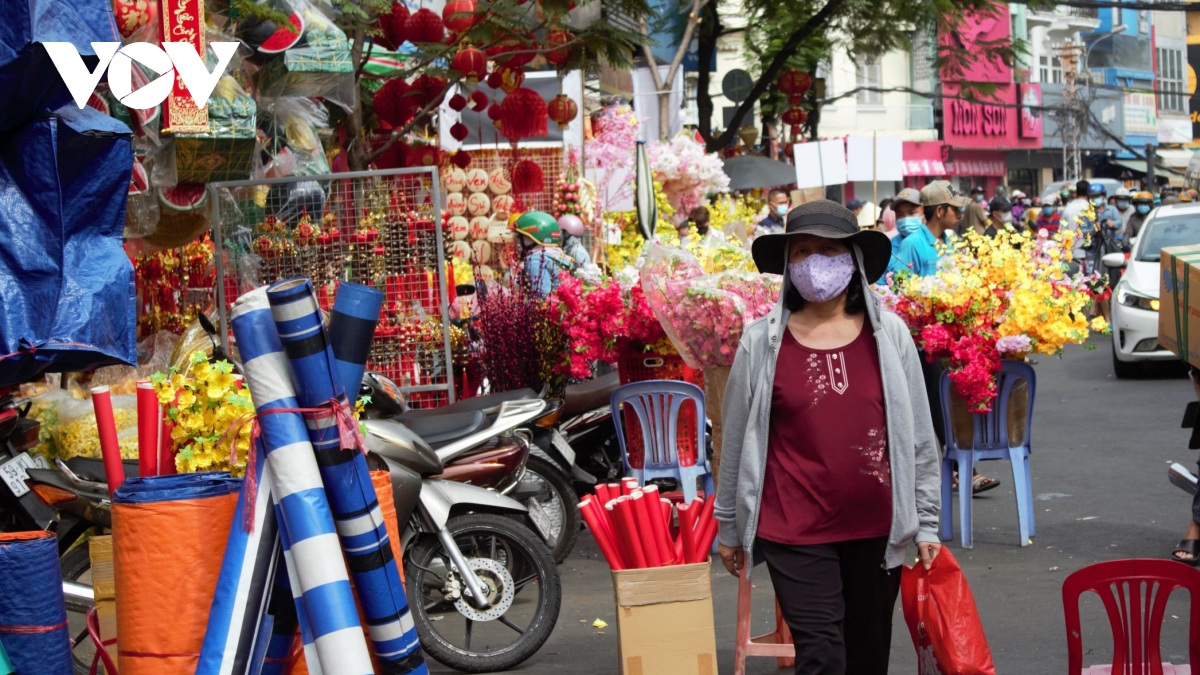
[371,470,405,582]
[112,474,240,675]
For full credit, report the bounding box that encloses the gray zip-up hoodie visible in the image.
[713,250,942,573]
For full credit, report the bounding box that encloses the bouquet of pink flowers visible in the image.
[548,274,668,379]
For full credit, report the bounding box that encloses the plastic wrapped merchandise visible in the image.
[258,1,356,111]
[171,76,258,183]
[260,98,332,178]
[112,473,241,675]
[0,532,71,674]
[50,395,139,461]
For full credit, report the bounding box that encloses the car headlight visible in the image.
[1116,285,1160,311]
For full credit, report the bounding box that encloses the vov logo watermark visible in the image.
[43,42,239,110]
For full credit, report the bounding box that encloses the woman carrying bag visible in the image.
[714,200,943,675]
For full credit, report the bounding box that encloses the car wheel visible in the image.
[1112,343,1140,379]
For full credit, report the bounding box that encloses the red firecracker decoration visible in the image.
[782,107,808,126]
[452,150,472,168]
[499,67,524,94]
[487,102,503,129]
[406,8,445,44]
[498,87,547,140]
[470,90,489,111]
[373,78,414,127]
[408,144,440,167]
[777,69,812,96]
[448,93,468,111]
[450,122,470,141]
[547,94,577,130]
[442,0,478,33]
[378,1,410,49]
[451,46,487,84]
[512,160,543,194]
[545,29,574,66]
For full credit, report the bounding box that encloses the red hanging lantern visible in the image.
[373,78,414,127]
[487,34,535,69]
[407,144,441,167]
[373,137,409,169]
[115,0,158,39]
[485,71,503,89]
[499,67,524,94]
[378,2,409,49]
[451,150,472,168]
[512,160,544,194]
[547,94,577,130]
[442,0,478,33]
[448,93,468,111]
[409,74,448,111]
[782,107,808,126]
[498,87,547,140]
[783,143,795,159]
[450,122,470,141]
[777,69,812,96]
[470,90,489,111]
[451,46,487,84]
[487,102,503,129]
[788,94,803,106]
[544,29,574,67]
[406,8,444,44]
[789,124,802,137]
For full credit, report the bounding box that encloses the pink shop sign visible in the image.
[942,83,1041,150]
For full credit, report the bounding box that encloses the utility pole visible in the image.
[1060,42,1083,180]
[1146,142,1156,191]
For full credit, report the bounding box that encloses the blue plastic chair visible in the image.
[938,360,1036,549]
[610,380,713,504]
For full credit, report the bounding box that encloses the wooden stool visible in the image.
[733,566,795,675]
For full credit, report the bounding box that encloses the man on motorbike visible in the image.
[515,211,574,297]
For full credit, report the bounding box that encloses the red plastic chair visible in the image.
[1063,559,1200,675]
[733,565,794,675]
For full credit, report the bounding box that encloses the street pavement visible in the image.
[429,338,1197,674]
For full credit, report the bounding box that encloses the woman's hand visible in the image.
[917,542,942,570]
[718,544,744,577]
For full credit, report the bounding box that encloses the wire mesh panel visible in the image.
[464,148,563,213]
[211,167,454,406]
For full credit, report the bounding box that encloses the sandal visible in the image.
[971,474,1001,495]
[1172,540,1200,566]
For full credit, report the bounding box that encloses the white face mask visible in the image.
[999,212,1013,224]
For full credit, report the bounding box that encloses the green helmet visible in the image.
[514,211,562,247]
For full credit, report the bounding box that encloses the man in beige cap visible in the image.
[896,181,968,277]
[886,187,923,276]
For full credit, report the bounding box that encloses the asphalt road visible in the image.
[430,338,1198,674]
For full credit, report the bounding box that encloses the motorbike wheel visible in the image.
[406,514,562,673]
[523,455,580,564]
[60,542,95,675]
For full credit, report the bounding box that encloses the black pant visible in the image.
[758,537,901,675]
[918,352,945,446]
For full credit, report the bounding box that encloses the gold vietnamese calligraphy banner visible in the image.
[160,0,209,133]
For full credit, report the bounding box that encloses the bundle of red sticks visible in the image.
[577,477,718,570]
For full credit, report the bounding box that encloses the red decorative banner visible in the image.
[160,0,208,133]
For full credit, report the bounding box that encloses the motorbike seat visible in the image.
[66,457,139,482]
[561,372,620,417]
[398,410,488,448]
[399,387,540,419]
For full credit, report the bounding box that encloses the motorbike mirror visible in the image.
[1101,252,1126,269]
[198,312,218,336]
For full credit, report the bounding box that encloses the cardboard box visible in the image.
[1159,244,1200,368]
[612,563,717,675]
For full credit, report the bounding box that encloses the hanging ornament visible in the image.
[488,34,535,69]
[782,107,808,126]
[373,138,409,169]
[409,73,448,111]
[488,169,513,195]
[451,46,488,84]
[790,124,802,137]
[469,90,489,111]
[498,87,547,140]
[115,0,158,39]
[379,1,410,49]
[450,121,470,141]
[442,0,478,33]
[406,8,445,44]
[547,94,578,130]
[407,144,440,167]
[487,103,503,129]
[499,67,525,94]
[544,29,574,67]
[486,71,503,89]
[466,168,489,192]
[373,78,414,127]
[777,69,812,96]
[788,94,804,106]
[447,192,468,216]
[448,93,468,111]
[511,160,543,194]
[451,149,473,168]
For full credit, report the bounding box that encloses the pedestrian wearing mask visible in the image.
[886,188,922,277]
[758,189,790,236]
[1033,198,1062,235]
[1022,196,1042,231]
[1127,191,1154,238]
[716,200,942,675]
[1113,187,1134,233]
[985,196,1013,237]
[960,200,989,236]
[1089,184,1121,323]
[1010,190,1027,222]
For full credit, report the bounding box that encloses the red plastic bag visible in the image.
[901,548,996,675]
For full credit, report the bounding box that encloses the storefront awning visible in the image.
[1157,148,1196,170]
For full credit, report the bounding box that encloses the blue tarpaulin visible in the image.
[0,531,72,674]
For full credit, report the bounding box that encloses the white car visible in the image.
[1106,203,1200,377]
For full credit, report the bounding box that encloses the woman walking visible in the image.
[714,200,942,675]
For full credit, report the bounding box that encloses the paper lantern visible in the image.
[499,87,547,141]
[499,67,525,94]
[545,29,574,67]
[406,8,444,44]
[450,122,470,141]
[442,0,478,33]
[788,94,804,106]
[487,103,503,129]
[451,46,487,84]
[547,94,578,130]
[512,160,543,194]
[777,69,812,96]
[443,167,467,192]
[411,74,448,110]
[488,35,535,69]
[782,107,808,126]
[488,169,512,195]
[373,78,413,127]
[373,138,408,169]
[451,150,472,168]
[789,124,802,137]
[408,144,440,167]
[115,0,158,39]
[486,71,503,89]
[379,2,409,49]
[470,90,489,111]
[738,124,759,147]
[448,93,468,111]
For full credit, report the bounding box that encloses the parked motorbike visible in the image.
[0,394,59,535]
